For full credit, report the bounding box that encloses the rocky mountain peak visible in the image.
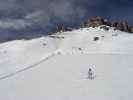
[81,16,133,33]
[54,16,133,33]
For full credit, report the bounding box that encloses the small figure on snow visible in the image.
[88,68,95,80]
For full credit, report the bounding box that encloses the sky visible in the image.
[0,0,132,42]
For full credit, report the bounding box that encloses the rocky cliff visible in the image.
[81,16,133,33]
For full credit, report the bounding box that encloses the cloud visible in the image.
[0,19,31,29]
[0,0,132,42]
[24,0,86,24]
[0,0,118,29]
[0,0,88,33]
[0,0,87,28]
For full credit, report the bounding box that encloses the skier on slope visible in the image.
[88,68,95,80]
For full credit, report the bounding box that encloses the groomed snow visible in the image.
[0,27,133,100]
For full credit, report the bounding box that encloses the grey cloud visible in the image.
[0,0,87,29]
[0,0,16,10]
[0,0,132,42]
[24,0,86,23]
[0,19,31,29]
[0,0,107,28]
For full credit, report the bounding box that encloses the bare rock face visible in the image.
[89,16,105,27]
[111,22,119,27]
[55,24,74,33]
[56,24,65,32]
[55,16,132,34]
[104,19,111,26]
[87,16,105,27]
[131,27,133,33]
[129,27,133,33]
[121,21,129,32]
[111,21,129,32]
[80,16,132,33]
[81,16,111,28]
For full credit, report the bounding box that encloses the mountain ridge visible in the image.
[55,16,133,34]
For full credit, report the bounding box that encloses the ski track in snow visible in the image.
[0,50,61,81]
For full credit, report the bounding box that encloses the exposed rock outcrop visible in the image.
[55,16,133,34]
[56,24,66,32]
[56,24,73,33]
[81,16,112,28]
[81,16,133,33]
[129,26,133,33]
[81,16,105,27]
[111,21,129,32]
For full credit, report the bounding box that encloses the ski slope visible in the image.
[0,27,133,100]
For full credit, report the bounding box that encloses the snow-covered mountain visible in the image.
[0,26,133,100]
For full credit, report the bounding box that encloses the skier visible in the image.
[88,68,94,80]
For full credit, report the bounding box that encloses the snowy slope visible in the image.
[0,27,133,100]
